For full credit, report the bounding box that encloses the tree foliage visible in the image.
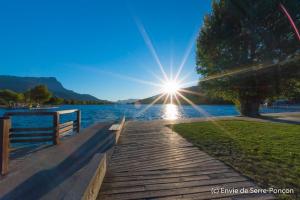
[280,79,300,101]
[46,97,64,105]
[0,84,112,106]
[0,89,24,105]
[28,85,52,104]
[196,0,300,116]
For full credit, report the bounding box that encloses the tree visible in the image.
[16,93,24,103]
[0,89,24,105]
[46,97,64,105]
[196,0,300,116]
[23,90,31,104]
[0,98,6,105]
[29,85,52,104]
[280,79,300,102]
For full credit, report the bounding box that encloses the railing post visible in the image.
[53,112,60,145]
[76,110,81,133]
[0,117,10,175]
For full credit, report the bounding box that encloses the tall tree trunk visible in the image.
[239,97,261,117]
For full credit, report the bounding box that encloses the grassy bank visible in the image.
[172,120,300,200]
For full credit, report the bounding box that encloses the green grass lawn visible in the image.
[172,120,300,200]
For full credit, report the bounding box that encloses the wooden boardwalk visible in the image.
[98,120,275,200]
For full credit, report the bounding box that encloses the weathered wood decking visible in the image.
[0,122,114,200]
[98,120,275,200]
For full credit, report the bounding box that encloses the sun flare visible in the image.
[132,18,206,121]
[162,80,180,95]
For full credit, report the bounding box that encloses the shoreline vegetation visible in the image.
[0,85,112,109]
[172,120,300,200]
[1,85,298,110]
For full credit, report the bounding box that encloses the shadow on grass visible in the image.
[257,115,300,125]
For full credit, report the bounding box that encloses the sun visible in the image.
[162,80,180,95]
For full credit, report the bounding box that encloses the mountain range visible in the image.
[0,75,232,105]
[116,99,139,104]
[0,75,110,102]
[137,86,232,105]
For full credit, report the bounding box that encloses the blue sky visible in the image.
[0,0,211,101]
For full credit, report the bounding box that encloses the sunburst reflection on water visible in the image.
[162,104,181,120]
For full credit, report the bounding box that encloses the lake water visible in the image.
[1,104,299,129]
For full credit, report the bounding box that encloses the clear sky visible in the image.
[0,0,211,101]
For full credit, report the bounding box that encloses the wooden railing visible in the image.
[0,109,81,175]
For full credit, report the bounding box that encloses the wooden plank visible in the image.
[109,155,215,171]
[73,124,78,131]
[109,124,121,131]
[102,174,213,189]
[105,165,231,178]
[100,181,255,200]
[110,149,208,161]
[59,125,74,135]
[10,138,52,143]
[10,133,53,138]
[59,121,74,128]
[5,109,78,116]
[110,151,207,165]
[112,146,199,155]
[101,176,248,195]
[104,169,235,183]
[56,109,78,115]
[10,127,54,132]
[0,117,10,175]
[110,149,200,161]
[76,110,81,133]
[4,112,54,116]
[59,129,73,137]
[53,113,60,145]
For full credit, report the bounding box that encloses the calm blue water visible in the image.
[1,104,300,129]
